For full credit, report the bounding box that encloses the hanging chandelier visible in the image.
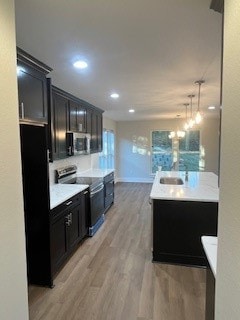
[188,94,195,128]
[183,103,189,131]
[195,80,205,124]
[168,130,185,139]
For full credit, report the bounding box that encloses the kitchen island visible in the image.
[150,171,219,266]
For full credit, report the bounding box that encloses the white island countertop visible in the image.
[150,171,219,202]
[201,236,218,277]
[77,168,114,178]
[50,184,89,210]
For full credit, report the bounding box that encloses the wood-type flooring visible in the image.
[28,182,206,320]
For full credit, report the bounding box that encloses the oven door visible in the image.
[90,183,104,226]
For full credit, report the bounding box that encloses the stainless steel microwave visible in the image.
[66,132,90,156]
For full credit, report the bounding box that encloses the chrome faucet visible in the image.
[171,161,177,171]
[184,164,189,181]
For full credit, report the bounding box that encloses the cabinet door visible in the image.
[104,173,114,196]
[90,111,98,152]
[104,176,114,211]
[52,91,68,159]
[86,108,92,134]
[79,190,90,239]
[69,100,78,132]
[17,62,48,123]
[97,112,103,152]
[90,110,103,153]
[77,105,86,132]
[69,100,86,133]
[67,206,80,252]
[51,214,68,274]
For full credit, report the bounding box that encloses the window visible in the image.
[151,130,173,173]
[179,131,200,171]
[99,129,115,169]
[151,130,200,173]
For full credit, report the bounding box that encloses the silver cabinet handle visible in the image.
[65,213,72,226]
[78,123,83,131]
[65,200,73,206]
[47,149,50,163]
[84,190,88,195]
[65,215,71,226]
[69,212,72,225]
[68,146,72,156]
[20,102,24,119]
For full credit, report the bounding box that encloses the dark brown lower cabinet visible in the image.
[50,189,89,284]
[104,172,114,212]
[152,199,218,266]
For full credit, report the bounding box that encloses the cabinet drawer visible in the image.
[51,193,80,220]
[104,172,114,183]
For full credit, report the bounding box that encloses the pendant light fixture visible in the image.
[168,110,185,140]
[195,80,205,124]
[188,94,195,128]
[169,130,185,139]
[183,103,189,131]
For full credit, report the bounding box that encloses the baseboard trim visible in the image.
[115,177,154,183]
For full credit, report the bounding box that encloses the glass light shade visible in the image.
[169,131,175,139]
[177,130,185,138]
[188,118,195,128]
[195,111,202,124]
[169,130,185,139]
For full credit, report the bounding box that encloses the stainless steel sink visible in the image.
[160,177,184,185]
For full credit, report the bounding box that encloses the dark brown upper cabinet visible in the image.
[17,47,52,124]
[69,99,87,133]
[90,109,103,153]
[50,86,69,160]
[48,84,104,160]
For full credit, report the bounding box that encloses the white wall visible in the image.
[116,118,220,182]
[0,1,29,319]
[216,1,240,319]
[103,116,117,133]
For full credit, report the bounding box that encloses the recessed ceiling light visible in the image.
[110,93,119,99]
[129,109,135,113]
[208,105,216,110]
[73,60,88,69]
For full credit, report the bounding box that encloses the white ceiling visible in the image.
[14,0,222,122]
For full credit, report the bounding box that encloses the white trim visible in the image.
[115,177,154,183]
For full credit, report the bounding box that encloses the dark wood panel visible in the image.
[51,214,68,274]
[17,47,52,123]
[51,90,68,160]
[152,199,218,266]
[20,124,52,287]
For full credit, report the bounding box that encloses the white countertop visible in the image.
[201,236,218,277]
[77,168,114,178]
[50,184,89,210]
[150,171,219,202]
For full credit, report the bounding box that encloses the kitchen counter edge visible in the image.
[50,184,89,210]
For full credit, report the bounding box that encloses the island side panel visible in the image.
[152,199,218,266]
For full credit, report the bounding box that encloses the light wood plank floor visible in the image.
[29,182,206,320]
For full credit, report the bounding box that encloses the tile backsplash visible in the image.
[49,153,99,185]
